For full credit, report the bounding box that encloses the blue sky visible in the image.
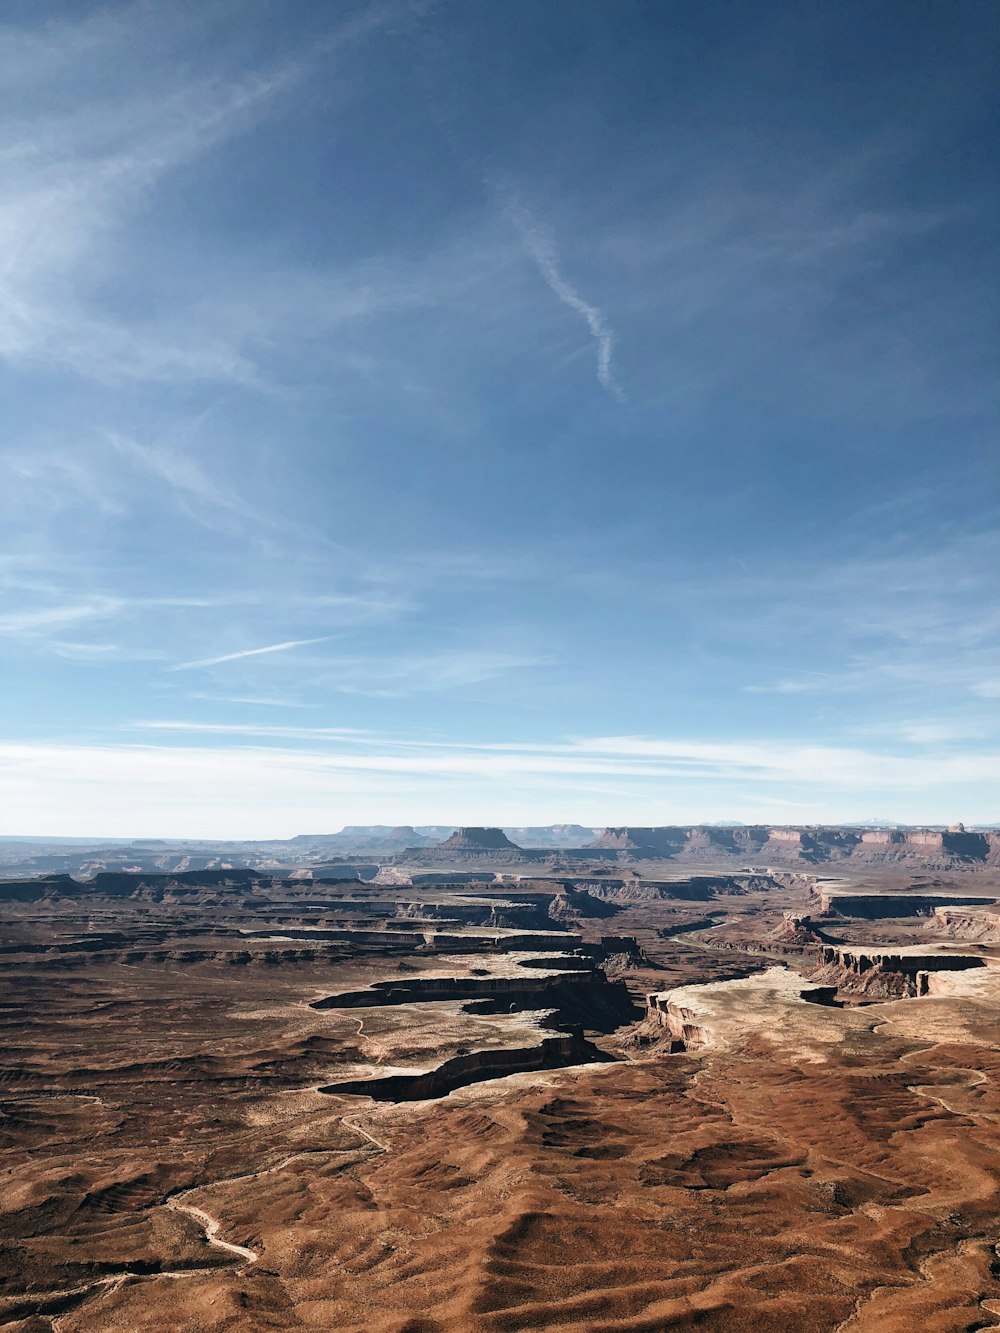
[1,0,998,836]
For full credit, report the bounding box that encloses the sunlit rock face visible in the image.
[582,825,999,868]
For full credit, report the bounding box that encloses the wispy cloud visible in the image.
[854,720,984,745]
[4,728,998,837]
[0,5,404,386]
[107,434,263,532]
[0,592,259,645]
[49,640,169,664]
[568,734,1000,788]
[0,598,123,636]
[136,722,370,739]
[0,67,288,381]
[122,724,1000,792]
[169,637,332,672]
[305,649,553,697]
[504,197,623,400]
[186,693,316,710]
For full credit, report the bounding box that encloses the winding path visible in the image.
[342,1113,391,1155]
[164,1193,259,1265]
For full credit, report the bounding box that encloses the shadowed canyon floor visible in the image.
[3,867,1000,1330]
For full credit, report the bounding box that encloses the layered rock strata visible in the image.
[931,905,1000,941]
[817,889,998,917]
[319,1030,608,1101]
[813,944,989,998]
[588,826,1000,867]
[646,967,839,1050]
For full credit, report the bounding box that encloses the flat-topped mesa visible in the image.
[392,894,554,930]
[932,905,1000,942]
[0,873,78,902]
[858,830,905,847]
[814,943,988,998]
[763,828,861,860]
[435,827,521,850]
[310,959,597,1008]
[588,827,690,853]
[0,867,393,903]
[548,884,620,920]
[766,829,805,847]
[582,825,1000,867]
[578,874,774,903]
[684,826,755,852]
[819,944,986,976]
[850,828,998,864]
[318,1030,610,1102]
[310,955,638,1030]
[908,830,988,855]
[646,967,839,1051]
[816,889,999,918]
[374,868,490,887]
[392,832,544,871]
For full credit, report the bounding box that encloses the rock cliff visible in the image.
[588,826,1000,868]
[645,967,839,1050]
[810,944,987,999]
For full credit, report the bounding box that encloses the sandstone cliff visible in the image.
[587,826,1000,868]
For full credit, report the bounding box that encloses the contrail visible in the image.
[506,198,623,400]
[169,636,330,671]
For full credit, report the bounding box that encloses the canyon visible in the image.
[3,834,1000,1329]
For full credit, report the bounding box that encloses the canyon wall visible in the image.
[817,889,998,917]
[588,826,1000,867]
[318,1031,607,1101]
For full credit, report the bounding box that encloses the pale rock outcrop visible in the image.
[645,967,838,1051]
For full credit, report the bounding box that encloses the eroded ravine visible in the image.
[311,944,637,1102]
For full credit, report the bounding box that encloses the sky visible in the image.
[1,0,998,837]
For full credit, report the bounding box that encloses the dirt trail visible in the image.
[22,1138,388,1329]
[872,1030,996,1120]
[164,1193,258,1264]
[342,1113,391,1155]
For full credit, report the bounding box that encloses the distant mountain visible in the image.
[844,818,909,829]
[434,827,521,850]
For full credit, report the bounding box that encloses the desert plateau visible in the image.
[3,826,1000,1331]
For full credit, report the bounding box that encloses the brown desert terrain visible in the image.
[3,834,1000,1330]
